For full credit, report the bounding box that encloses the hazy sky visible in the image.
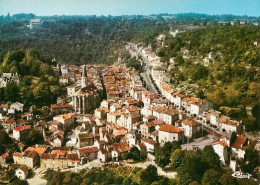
[0,0,260,16]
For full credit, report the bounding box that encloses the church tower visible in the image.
[81,64,88,88]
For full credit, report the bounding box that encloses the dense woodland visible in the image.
[0,14,168,65]
[0,49,63,108]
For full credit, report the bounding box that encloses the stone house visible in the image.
[78,133,94,148]
[53,113,75,128]
[158,124,184,144]
[180,119,201,138]
[78,146,99,164]
[141,137,159,153]
[13,151,40,168]
[217,115,241,134]
[2,119,17,133]
[13,125,31,141]
[40,153,68,170]
[67,153,80,167]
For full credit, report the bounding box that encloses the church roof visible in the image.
[75,84,98,96]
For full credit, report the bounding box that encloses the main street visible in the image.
[126,42,158,94]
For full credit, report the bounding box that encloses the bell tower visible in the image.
[81,63,88,88]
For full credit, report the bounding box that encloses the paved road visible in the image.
[126,42,158,94]
[181,134,218,150]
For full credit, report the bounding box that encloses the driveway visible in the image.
[27,168,47,185]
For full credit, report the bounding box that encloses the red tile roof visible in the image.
[1,104,7,108]
[213,140,228,147]
[75,73,81,79]
[126,105,141,112]
[40,153,58,159]
[17,119,25,124]
[67,153,80,161]
[26,147,46,154]
[23,150,38,158]
[231,136,247,150]
[181,119,198,126]
[108,141,130,153]
[2,152,9,159]
[79,147,99,154]
[51,150,67,156]
[13,152,23,158]
[51,103,71,109]
[13,125,31,132]
[159,124,183,133]
[19,165,28,172]
[5,119,15,124]
[182,97,198,102]
[107,91,120,95]
[142,137,157,145]
[114,128,127,136]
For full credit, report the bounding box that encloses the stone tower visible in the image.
[81,64,88,88]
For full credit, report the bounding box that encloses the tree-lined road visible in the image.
[126,42,158,94]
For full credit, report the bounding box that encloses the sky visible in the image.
[0,0,260,17]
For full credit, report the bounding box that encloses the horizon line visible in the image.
[2,12,260,18]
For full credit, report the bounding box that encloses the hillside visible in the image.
[0,49,62,108]
[154,25,260,130]
[0,15,167,65]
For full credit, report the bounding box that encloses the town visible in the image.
[0,37,258,184]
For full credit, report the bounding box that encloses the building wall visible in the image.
[40,158,68,170]
[158,131,184,144]
[13,156,23,165]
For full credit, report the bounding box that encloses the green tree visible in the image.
[0,88,5,103]
[251,103,260,129]
[170,149,186,169]
[140,165,158,185]
[126,58,141,71]
[220,173,238,185]
[189,181,200,185]
[25,130,44,146]
[124,146,141,161]
[201,145,221,170]
[175,54,184,65]
[239,148,258,173]
[177,170,193,185]
[5,82,19,102]
[201,169,221,185]
[156,141,181,168]
[197,90,206,99]
[180,151,205,183]
[9,178,28,185]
